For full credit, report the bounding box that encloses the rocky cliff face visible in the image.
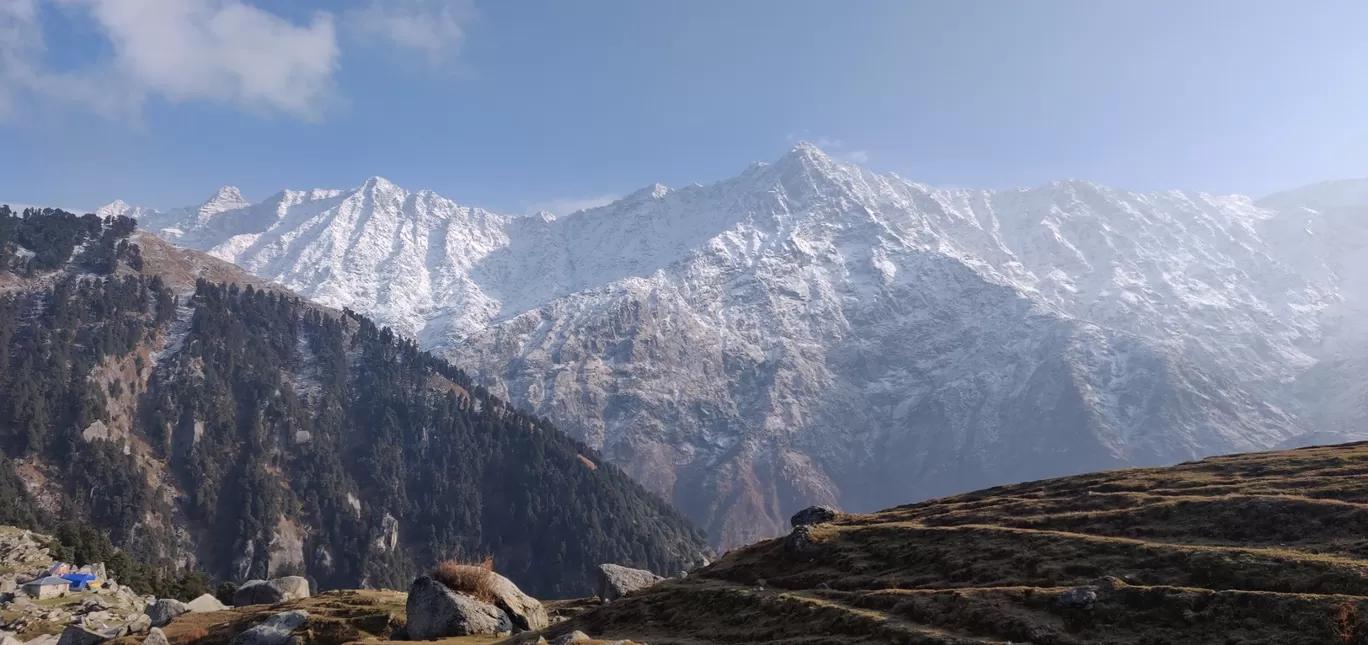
[102,147,1368,547]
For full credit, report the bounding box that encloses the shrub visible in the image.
[432,557,498,603]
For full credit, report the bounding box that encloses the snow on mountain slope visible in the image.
[102,146,1368,547]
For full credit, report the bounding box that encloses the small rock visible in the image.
[597,564,663,602]
[1090,576,1124,592]
[227,610,309,645]
[789,505,839,527]
[186,594,227,613]
[124,614,151,635]
[141,627,169,645]
[56,626,107,645]
[783,525,817,553]
[549,631,591,645]
[145,599,190,627]
[1057,586,1098,610]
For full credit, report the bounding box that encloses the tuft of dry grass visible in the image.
[433,558,499,604]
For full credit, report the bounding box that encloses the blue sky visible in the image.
[1,0,1365,213]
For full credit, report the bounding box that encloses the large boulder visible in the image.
[144,599,190,627]
[790,505,839,527]
[56,626,107,645]
[232,577,310,606]
[227,610,309,645]
[141,628,169,645]
[437,566,547,632]
[186,593,228,613]
[596,564,663,602]
[784,525,818,553]
[405,576,512,639]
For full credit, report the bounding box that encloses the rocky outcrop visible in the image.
[233,577,310,606]
[596,565,662,602]
[144,599,190,627]
[789,506,838,528]
[404,576,512,639]
[227,610,308,645]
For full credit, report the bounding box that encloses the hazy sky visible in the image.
[0,0,1365,213]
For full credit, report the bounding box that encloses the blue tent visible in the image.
[61,572,96,590]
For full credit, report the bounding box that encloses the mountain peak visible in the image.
[206,186,246,205]
[625,183,671,201]
[785,141,833,162]
[361,176,400,192]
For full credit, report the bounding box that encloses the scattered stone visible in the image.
[227,610,308,645]
[405,576,512,639]
[596,564,663,602]
[56,626,107,645]
[145,599,190,627]
[185,594,228,613]
[124,614,151,635]
[549,631,591,645]
[141,627,169,645]
[783,525,817,553]
[232,577,310,606]
[1057,586,1098,610]
[0,576,15,594]
[790,505,839,527]
[1091,576,1124,592]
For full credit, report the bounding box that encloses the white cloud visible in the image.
[1,0,339,120]
[345,0,474,68]
[0,0,477,122]
[527,194,619,216]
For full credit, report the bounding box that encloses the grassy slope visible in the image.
[518,442,1368,645]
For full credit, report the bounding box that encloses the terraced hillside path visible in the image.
[522,442,1368,645]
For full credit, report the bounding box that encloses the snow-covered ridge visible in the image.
[104,145,1368,546]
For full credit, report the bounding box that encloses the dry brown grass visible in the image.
[518,441,1368,644]
[433,557,499,604]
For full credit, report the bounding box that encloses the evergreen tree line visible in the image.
[0,206,140,275]
[0,207,709,599]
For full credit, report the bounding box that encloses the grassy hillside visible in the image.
[526,442,1368,644]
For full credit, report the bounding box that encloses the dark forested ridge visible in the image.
[0,206,710,598]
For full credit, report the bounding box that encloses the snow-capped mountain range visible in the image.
[100,144,1368,547]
